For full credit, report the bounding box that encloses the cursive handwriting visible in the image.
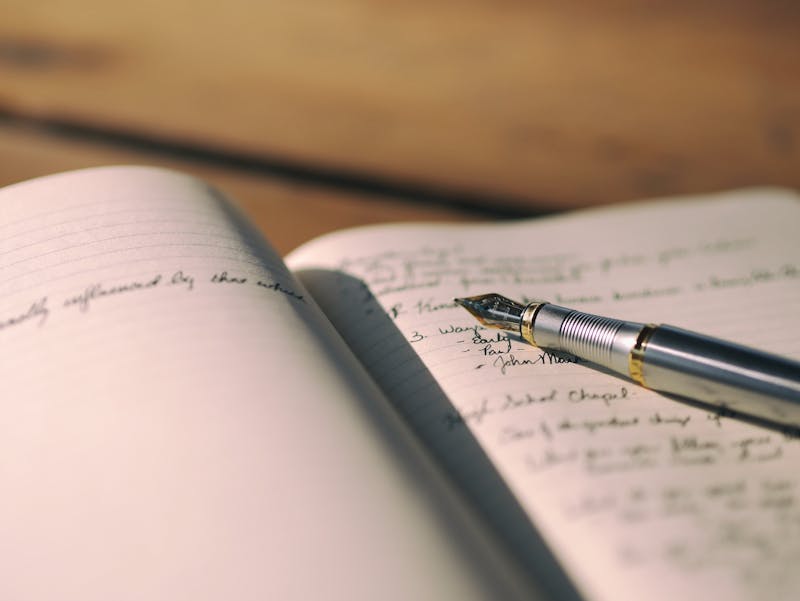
[256,279,305,302]
[0,297,49,331]
[7,266,306,331]
[63,274,162,312]
[493,352,581,375]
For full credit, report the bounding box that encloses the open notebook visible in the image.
[2,166,798,601]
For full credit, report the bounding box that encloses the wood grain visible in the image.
[1,1,798,207]
[0,124,478,254]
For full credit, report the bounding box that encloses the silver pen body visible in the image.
[530,303,800,428]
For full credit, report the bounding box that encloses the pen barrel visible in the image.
[641,325,800,426]
[531,304,644,376]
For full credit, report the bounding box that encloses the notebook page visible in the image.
[0,167,533,601]
[287,189,800,601]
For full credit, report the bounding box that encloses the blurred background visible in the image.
[2,0,798,252]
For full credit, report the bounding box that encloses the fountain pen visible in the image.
[455,293,800,429]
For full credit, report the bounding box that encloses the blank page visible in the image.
[288,189,800,601]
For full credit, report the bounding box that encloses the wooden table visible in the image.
[2,0,798,253]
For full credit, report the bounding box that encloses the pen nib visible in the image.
[454,293,525,331]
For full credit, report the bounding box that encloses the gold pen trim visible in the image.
[629,323,659,387]
[520,302,546,346]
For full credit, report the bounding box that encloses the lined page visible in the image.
[0,167,532,601]
[287,189,800,601]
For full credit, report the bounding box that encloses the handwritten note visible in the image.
[287,189,800,601]
[1,167,529,601]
